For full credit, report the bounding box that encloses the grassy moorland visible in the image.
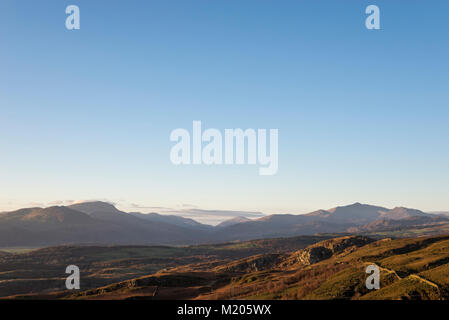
[66,234,449,300]
[1,232,449,300]
[0,235,332,298]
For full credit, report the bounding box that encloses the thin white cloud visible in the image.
[47,199,117,207]
[121,202,265,225]
[169,209,264,218]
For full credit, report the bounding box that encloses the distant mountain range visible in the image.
[0,201,447,246]
[216,216,251,228]
[430,211,449,217]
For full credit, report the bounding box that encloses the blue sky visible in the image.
[1,1,449,224]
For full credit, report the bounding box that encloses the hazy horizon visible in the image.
[2,199,448,226]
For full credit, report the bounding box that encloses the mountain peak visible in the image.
[68,201,120,215]
[329,202,365,211]
[19,206,93,224]
[320,203,388,224]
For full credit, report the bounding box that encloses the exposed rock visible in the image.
[281,236,373,267]
[215,254,284,273]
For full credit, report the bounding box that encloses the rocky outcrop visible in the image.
[281,236,373,267]
[215,254,284,273]
[215,236,374,272]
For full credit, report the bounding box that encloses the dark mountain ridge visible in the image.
[0,203,211,246]
[0,201,447,246]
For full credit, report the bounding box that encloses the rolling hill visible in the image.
[59,234,449,300]
[0,235,332,298]
[2,232,449,300]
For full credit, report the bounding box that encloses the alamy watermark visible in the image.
[64,4,380,31]
[170,121,278,175]
[65,5,80,30]
[365,5,380,30]
[365,264,380,290]
[65,265,80,290]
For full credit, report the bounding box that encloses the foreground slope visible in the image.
[0,235,332,298]
[62,234,449,300]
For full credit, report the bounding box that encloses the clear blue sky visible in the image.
[1,1,449,223]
